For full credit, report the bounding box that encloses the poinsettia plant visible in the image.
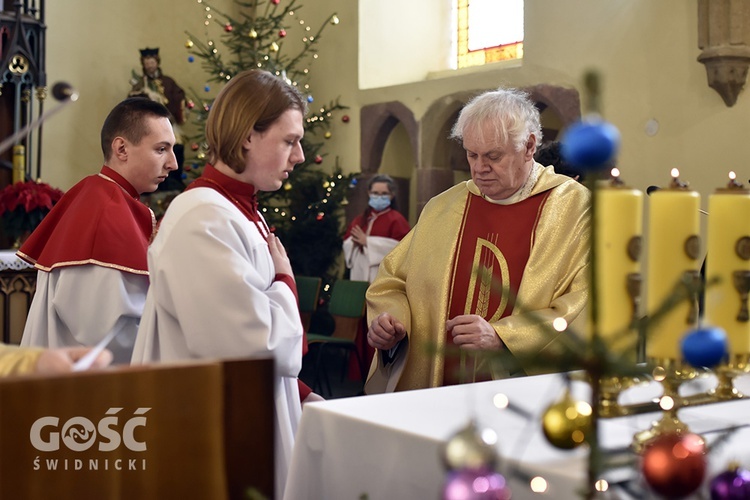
[0,180,64,245]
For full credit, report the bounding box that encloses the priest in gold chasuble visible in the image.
[364,87,591,393]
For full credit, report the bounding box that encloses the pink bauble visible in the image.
[443,468,510,500]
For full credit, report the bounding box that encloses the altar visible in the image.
[285,372,750,499]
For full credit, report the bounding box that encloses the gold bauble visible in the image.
[270,42,279,52]
[541,390,592,450]
[324,131,332,139]
[185,40,194,49]
[440,420,497,471]
[249,29,258,39]
[284,182,292,191]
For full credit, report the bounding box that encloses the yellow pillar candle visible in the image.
[646,169,702,361]
[705,172,750,356]
[594,170,643,356]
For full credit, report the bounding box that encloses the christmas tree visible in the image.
[181,0,357,291]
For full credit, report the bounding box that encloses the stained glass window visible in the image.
[456,0,524,69]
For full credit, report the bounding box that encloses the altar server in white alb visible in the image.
[342,174,411,283]
[131,69,312,498]
[18,98,177,363]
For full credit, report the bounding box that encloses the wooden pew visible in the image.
[0,358,274,499]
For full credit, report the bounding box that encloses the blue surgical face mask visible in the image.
[368,194,391,211]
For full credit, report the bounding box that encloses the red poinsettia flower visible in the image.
[0,180,64,242]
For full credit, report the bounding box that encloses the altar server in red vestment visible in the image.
[343,174,411,283]
[17,97,177,364]
[365,87,591,393]
[131,70,319,498]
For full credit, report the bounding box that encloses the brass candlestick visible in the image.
[632,358,697,451]
[710,354,750,401]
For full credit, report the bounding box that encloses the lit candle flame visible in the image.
[670,168,680,178]
[729,171,737,181]
[610,167,620,178]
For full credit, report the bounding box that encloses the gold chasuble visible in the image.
[444,191,550,385]
[365,164,591,393]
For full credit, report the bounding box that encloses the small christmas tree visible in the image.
[182,0,357,291]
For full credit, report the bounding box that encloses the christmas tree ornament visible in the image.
[324,131,332,139]
[186,100,195,109]
[441,421,498,471]
[284,182,292,191]
[188,56,195,63]
[279,29,287,38]
[316,212,324,221]
[541,390,591,450]
[681,326,728,368]
[271,0,280,4]
[307,95,314,103]
[224,23,233,33]
[641,432,706,499]
[204,85,211,92]
[314,155,323,164]
[248,29,258,39]
[342,115,350,123]
[560,118,620,170]
[191,143,199,151]
[270,42,279,52]
[331,15,340,25]
[443,468,511,500]
[185,40,194,49]
[710,464,750,499]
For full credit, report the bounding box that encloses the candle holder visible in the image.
[631,358,697,451]
[598,373,648,418]
[710,354,750,401]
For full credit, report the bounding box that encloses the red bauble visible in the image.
[342,115,350,123]
[279,29,287,38]
[314,155,323,164]
[186,100,195,110]
[224,23,233,32]
[191,143,199,151]
[271,0,280,4]
[641,432,706,499]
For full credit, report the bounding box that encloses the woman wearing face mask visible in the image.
[343,174,411,283]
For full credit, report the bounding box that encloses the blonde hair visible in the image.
[206,69,308,172]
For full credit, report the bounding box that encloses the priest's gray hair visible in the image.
[449,87,542,153]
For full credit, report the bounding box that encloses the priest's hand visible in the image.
[267,233,293,276]
[447,314,502,350]
[367,312,407,350]
[351,225,367,247]
[35,347,113,375]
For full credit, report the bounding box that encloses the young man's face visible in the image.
[121,116,177,194]
[240,109,305,192]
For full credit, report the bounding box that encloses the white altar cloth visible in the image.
[285,372,750,499]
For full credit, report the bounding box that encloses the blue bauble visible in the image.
[188,56,195,63]
[307,95,314,103]
[560,119,620,169]
[681,327,728,368]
